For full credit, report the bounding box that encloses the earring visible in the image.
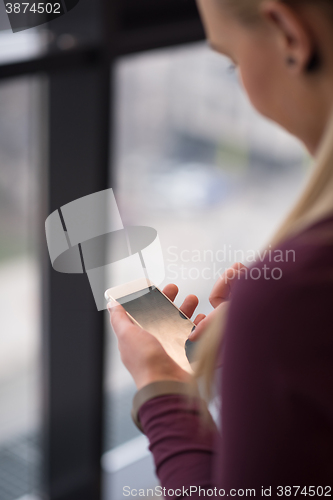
[286,57,296,66]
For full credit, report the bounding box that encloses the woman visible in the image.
[109,0,333,495]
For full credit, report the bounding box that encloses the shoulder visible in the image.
[231,214,333,310]
[224,216,333,366]
[244,214,333,293]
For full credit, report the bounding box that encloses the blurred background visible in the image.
[0,1,311,499]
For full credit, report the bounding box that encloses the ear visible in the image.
[260,0,314,73]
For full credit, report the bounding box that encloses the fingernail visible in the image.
[107,299,120,312]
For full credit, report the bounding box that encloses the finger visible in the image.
[108,304,139,338]
[188,316,209,341]
[193,313,206,326]
[209,262,247,308]
[230,262,247,272]
[179,294,199,319]
[189,304,224,341]
[162,284,179,302]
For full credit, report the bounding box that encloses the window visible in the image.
[102,42,310,498]
[0,76,43,500]
[113,43,309,310]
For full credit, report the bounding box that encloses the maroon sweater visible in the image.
[139,216,333,499]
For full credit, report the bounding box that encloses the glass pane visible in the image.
[103,42,310,497]
[0,0,52,64]
[0,0,101,65]
[0,77,43,500]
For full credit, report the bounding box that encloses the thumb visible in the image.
[108,303,136,338]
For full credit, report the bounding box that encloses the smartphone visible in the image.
[105,278,196,373]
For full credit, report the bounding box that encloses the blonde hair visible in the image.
[194,0,333,399]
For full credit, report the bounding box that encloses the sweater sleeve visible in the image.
[138,393,219,495]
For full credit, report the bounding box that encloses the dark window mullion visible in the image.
[42,62,111,500]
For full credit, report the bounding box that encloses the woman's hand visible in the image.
[108,264,246,388]
[108,284,203,389]
[189,262,247,341]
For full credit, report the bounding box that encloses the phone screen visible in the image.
[117,286,195,372]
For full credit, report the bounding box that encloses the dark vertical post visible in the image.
[40,0,115,498]
[41,60,111,500]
